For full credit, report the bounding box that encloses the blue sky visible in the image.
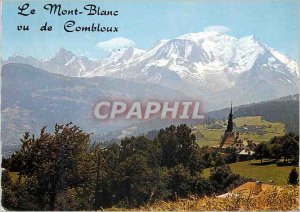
[3,0,299,60]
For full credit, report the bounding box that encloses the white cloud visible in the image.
[203,25,231,33]
[96,37,135,51]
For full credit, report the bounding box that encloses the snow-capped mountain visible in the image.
[85,47,145,77]
[5,31,299,106]
[103,31,298,92]
[44,48,100,77]
[7,48,101,77]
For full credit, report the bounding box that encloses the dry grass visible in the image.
[139,187,299,211]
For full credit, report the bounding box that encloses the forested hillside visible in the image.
[234,95,299,134]
[206,94,299,135]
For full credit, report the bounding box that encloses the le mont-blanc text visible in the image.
[43,4,119,32]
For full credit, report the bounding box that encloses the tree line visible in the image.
[254,133,299,164]
[2,123,248,210]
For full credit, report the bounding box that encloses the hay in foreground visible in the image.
[140,186,299,211]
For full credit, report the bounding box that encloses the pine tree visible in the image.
[288,168,299,185]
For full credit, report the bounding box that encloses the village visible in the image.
[190,103,298,201]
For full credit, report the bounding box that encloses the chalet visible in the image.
[238,149,255,161]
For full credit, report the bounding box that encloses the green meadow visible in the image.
[202,159,298,186]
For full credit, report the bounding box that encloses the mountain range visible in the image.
[6,31,299,108]
[2,31,299,155]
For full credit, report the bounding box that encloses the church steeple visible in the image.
[226,102,233,132]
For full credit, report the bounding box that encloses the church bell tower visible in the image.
[226,102,233,132]
[219,102,235,149]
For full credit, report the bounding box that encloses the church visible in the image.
[219,103,256,159]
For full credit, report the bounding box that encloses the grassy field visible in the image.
[202,159,298,186]
[193,116,285,147]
